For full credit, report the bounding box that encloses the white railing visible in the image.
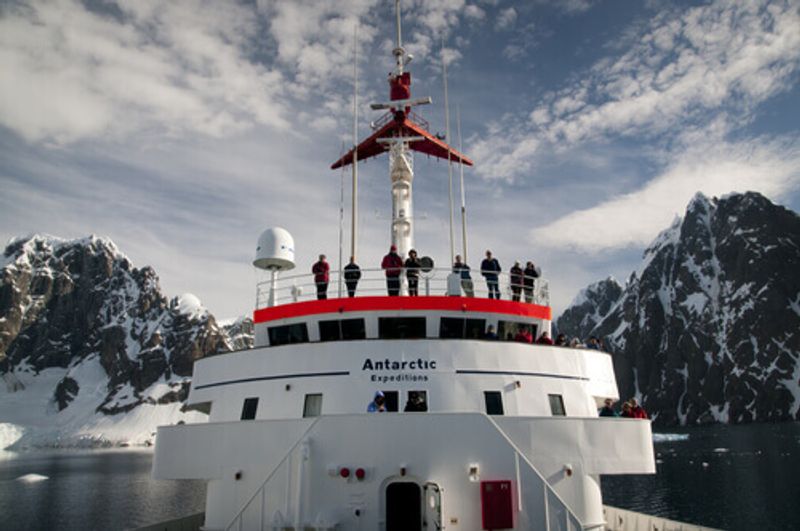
[602,505,720,531]
[256,267,549,309]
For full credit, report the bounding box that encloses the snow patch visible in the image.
[15,473,49,483]
[0,423,25,450]
[653,433,690,443]
[176,293,208,319]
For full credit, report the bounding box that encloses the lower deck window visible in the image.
[484,391,504,415]
[548,394,566,416]
[382,390,399,412]
[403,390,428,412]
[379,317,426,339]
[303,393,323,417]
[241,397,258,420]
[268,323,309,346]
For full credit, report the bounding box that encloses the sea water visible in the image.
[0,423,798,530]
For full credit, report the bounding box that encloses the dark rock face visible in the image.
[556,278,622,340]
[0,235,234,415]
[557,192,800,426]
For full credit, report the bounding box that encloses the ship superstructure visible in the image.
[152,3,658,530]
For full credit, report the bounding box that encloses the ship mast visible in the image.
[329,0,474,260]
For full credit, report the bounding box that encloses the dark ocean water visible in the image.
[601,422,800,531]
[0,423,798,530]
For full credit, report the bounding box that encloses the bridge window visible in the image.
[379,317,426,339]
[319,318,367,342]
[439,317,486,339]
[498,320,537,341]
[303,393,323,417]
[268,323,309,346]
[484,391,504,415]
[548,394,566,416]
[241,397,258,420]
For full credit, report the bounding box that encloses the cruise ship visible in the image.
[149,3,713,530]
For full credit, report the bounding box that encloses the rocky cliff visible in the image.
[556,192,800,425]
[0,234,238,447]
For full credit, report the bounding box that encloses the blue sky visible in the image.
[1,0,799,319]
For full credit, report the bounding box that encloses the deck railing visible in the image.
[256,267,549,309]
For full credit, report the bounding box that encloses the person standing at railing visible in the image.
[481,250,502,299]
[344,256,361,298]
[453,255,474,297]
[405,249,422,296]
[381,244,404,296]
[312,254,330,300]
[523,261,539,303]
[510,261,524,302]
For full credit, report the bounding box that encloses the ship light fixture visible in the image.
[340,467,351,479]
[468,463,480,482]
[355,467,366,480]
[564,464,573,477]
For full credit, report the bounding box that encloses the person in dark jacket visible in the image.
[381,244,404,296]
[453,255,474,297]
[510,261,523,302]
[481,250,502,299]
[343,256,361,298]
[311,254,329,300]
[523,261,539,303]
[555,333,567,346]
[404,249,422,296]
[484,325,499,340]
[599,398,619,417]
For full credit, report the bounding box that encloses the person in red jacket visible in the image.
[630,398,649,419]
[536,331,554,345]
[311,254,330,300]
[514,327,533,343]
[381,244,404,296]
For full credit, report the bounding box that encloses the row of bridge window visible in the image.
[267,317,538,346]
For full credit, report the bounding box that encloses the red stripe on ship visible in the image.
[253,296,552,324]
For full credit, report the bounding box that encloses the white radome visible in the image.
[254,227,295,271]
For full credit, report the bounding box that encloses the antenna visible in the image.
[351,21,359,262]
[457,105,469,265]
[442,37,455,263]
[393,0,404,75]
[338,141,345,298]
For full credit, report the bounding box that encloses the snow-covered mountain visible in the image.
[0,235,241,449]
[556,192,800,425]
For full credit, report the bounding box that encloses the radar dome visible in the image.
[254,227,295,271]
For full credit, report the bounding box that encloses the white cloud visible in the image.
[472,0,800,181]
[531,132,800,252]
[0,0,295,144]
[495,7,517,31]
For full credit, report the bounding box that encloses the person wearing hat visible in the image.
[367,391,386,412]
[381,244,404,296]
[404,249,422,296]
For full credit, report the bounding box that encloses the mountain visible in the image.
[556,277,623,340]
[0,234,238,448]
[556,192,800,425]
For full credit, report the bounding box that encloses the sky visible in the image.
[1,0,799,320]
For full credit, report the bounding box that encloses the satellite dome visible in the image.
[254,227,295,271]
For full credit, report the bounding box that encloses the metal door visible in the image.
[423,482,443,530]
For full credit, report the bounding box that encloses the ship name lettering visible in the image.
[361,358,437,371]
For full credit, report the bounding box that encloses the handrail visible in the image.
[255,267,549,309]
[222,414,584,531]
[484,415,585,529]
[224,417,320,531]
